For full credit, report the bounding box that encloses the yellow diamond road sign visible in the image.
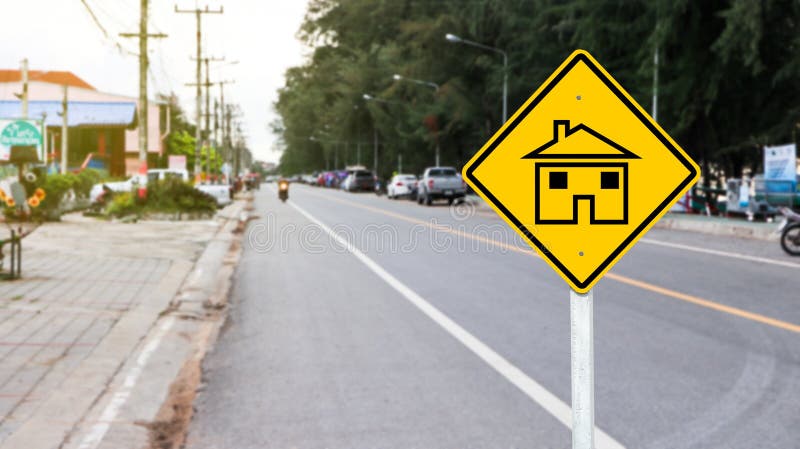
[463,50,700,293]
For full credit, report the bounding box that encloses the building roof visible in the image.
[523,120,640,159]
[0,70,95,90]
[0,100,136,128]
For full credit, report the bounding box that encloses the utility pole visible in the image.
[186,67,229,180]
[40,112,47,163]
[60,85,68,174]
[213,99,219,150]
[121,0,167,173]
[233,123,242,178]
[175,4,223,180]
[218,80,234,165]
[20,58,28,118]
[200,56,224,177]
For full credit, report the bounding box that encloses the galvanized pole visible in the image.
[570,288,595,449]
[372,127,378,175]
[502,52,508,125]
[652,47,659,122]
[435,135,440,166]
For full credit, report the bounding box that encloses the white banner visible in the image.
[764,143,797,181]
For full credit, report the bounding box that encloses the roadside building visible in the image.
[0,100,135,176]
[0,69,164,176]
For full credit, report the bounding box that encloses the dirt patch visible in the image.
[140,339,203,449]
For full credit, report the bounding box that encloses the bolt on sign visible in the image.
[463,50,700,293]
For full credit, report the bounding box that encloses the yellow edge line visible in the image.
[303,189,800,335]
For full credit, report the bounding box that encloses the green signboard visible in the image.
[0,119,43,162]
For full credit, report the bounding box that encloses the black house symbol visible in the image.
[522,120,640,225]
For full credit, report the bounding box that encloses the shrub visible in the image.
[74,169,103,198]
[106,192,139,218]
[39,173,76,209]
[145,178,218,214]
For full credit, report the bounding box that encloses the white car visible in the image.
[387,174,418,199]
[195,183,232,207]
[90,169,230,207]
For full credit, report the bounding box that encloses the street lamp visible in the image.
[392,74,439,92]
[390,76,442,166]
[363,93,390,175]
[445,33,508,125]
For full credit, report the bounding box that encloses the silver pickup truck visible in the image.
[416,166,466,205]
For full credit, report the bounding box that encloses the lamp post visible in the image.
[390,76,441,166]
[445,33,508,125]
[363,94,382,176]
[392,74,439,92]
[364,93,407,175]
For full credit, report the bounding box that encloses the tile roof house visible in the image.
[0,70,96,90]
[0,69,164,176]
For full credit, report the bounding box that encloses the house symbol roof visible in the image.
[522,120,640,159]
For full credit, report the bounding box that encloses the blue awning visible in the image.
[0,100,137,128]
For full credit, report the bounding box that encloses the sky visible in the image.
[0,0,311,163]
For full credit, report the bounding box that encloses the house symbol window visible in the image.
[522,120,641,225]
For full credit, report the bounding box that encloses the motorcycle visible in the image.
[278,179,289,203]
[777,207,800,256]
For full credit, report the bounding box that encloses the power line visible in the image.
[79,0,138,57]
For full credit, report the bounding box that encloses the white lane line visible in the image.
[639,238,800,269]
[77,317,176,449]
[287,198,625,449]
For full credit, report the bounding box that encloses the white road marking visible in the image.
[287,198,626,449]
[639,238,800,269]
[77,317,176,449]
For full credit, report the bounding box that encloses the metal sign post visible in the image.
[571,288,594,449]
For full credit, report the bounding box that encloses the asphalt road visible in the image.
[187,184,800,449]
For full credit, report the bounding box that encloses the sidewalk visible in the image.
[464,194,779,241]
[0,199,246,449]
[653,212,778,240]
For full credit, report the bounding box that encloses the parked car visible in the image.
[387,174,418,199]
[90,168,231,207]
[90,168,188,203]
[343,170,376,192]
[196,183,233,206]
[416,167,466,205]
